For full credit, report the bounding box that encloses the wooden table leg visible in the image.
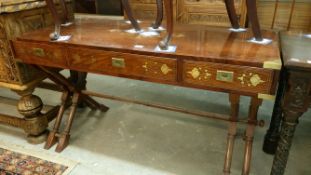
[56,92,80,152]
[83,94,109,112]
[223,93,240,175]
[152,0,164,29]
[242,97,262,175]
[38,66,109,152]
[45,91,70,149]
[121,0,141,31]
[70,71,87,108]
[263,70,286,154]
[14,88,49,144]
[271,73,311,175]
[159,0,174,50]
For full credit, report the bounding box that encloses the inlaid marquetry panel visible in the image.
[67,47,177,82]
[183,60,274,94]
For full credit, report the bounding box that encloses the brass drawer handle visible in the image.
[216,70,234,82]
[112,57,125,68]
[32,48,45,57]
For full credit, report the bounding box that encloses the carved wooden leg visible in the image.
[223,94,240,175]
[56,93,80,152]
[245,0,263,41]
[121,0,141,31]
[45,91,70,149]
[271,118,299,175]
[45,0,62,40]
[263,70,286,154]
[152,0,164,29]
[242,97,262,175]
[159,0,174,50]
[224,0,240,29]
[14,88,48,144]
[271,73,311,175]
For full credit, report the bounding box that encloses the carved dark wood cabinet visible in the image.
[0,0,73,143]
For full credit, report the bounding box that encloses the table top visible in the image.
[17,17,281,69]
[281,31,311,70]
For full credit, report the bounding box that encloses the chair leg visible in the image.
[45,0,62,40]
[59,0,69,24]
[223,94,240,175]
[159,0,174,50]
[56,92,81,152]
[121,0,141,31]
[245,0,263,41]
[152,0,164,29]
[45,91,70,149]
[224,0,240,29]
[242,97,262,175]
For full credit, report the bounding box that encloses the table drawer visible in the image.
[183,60,274,94]
[12,40,67,68]
[67,47,177,82]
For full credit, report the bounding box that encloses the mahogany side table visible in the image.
[11,17,281,174]
[263,32,311,175]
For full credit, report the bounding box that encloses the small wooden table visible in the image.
[11,17,280,175]
[263,32,311,175]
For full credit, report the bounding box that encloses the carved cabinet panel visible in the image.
[129,0,311,31]
[129,0,246,27]
[0,1,73,84]
[177,0,246,27]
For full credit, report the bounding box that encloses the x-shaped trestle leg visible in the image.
[38,66,109,152]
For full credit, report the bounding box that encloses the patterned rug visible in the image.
[0,148,68,175]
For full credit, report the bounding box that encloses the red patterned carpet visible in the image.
[0,148,68,175]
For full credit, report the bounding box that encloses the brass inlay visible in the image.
[204,70,212,79]
[161,64,172,75]
[238,73,265,87]
[187,67,212,80]
[142,62,148,70]
[112,57,125,68]
[263,59,282,70]
[188,68,200,79]
[216,70,234,82]
[258,93,275,100]
[250,74,265,86]
[32,48,45,57]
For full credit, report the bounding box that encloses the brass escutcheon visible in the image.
[216,70,234,82]
[32,48,45,57]
[112,57,125,68]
